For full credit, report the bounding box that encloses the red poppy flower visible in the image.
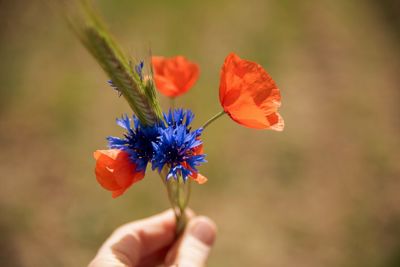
[152,56,200,97]
[219,53,284,130]
[93,149,145,198]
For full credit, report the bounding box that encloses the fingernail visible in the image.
[189,217,216,246]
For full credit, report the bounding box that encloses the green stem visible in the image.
[160,168,191,236]
[202,110,226,129]
[175,175,190,235]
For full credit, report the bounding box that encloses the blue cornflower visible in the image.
[135,61,144,81]
[107,115,162,172]
[152,110,206,181]
[163,108,195,129]
[107,109,206,181]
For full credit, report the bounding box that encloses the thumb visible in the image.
[165,216,217,267]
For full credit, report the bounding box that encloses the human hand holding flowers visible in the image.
[89,209,217,267]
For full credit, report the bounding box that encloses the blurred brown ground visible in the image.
[0,0,400,266]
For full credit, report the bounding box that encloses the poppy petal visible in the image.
[152,56,200,97]
[111,189,126,198]
[219,53,284,130]
[93,149,145,198]
[190,172,208,184]
[94,150,120,191]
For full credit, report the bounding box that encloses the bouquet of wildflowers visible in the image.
[68,1,284,234]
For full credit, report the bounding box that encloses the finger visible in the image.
[135,246,170,267]
[90,209,196,267]
[165,216,217,267]
[90,209,177,267]
[135,209,197,267]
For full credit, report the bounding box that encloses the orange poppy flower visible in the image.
[152,56,200,97]
[93,149,145,198]
[219,53,284,130]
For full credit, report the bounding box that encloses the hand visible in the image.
[89,209,217,267]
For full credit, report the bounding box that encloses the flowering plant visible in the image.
[69,2,284,234]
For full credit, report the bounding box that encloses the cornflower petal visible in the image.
[150,109,206,182]
[135,60,144,81]
[107,114,163,172]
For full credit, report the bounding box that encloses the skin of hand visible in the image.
[89,209,217,267]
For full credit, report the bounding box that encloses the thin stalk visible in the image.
[174,175,190,235]
[160,168,175,209]
[159,168,191,236]
[185,179,192,208]
[202,110,226,129]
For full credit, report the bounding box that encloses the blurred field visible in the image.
[1,0,400,266]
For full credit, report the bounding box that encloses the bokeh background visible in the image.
[1,0,400,266]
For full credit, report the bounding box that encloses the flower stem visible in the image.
[175,177,190,235]
[202,110,226,129]
[160,168,191,236]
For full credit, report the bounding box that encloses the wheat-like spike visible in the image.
[84,28,160,125]
[68,0,162,125]
[143,47,163,119]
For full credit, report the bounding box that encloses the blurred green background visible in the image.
[1,0,400,266]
